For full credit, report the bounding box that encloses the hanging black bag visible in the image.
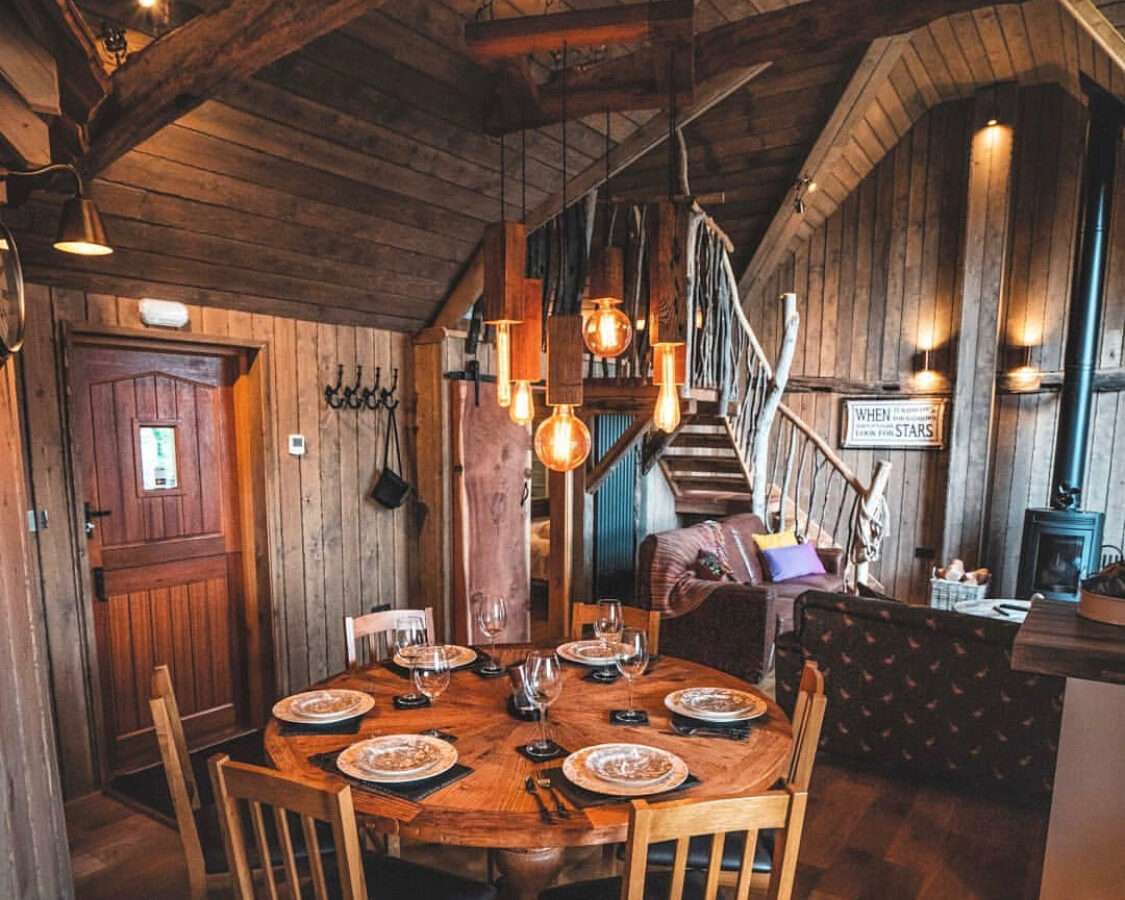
[371,404,410,508]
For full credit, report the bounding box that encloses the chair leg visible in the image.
[601,842,619,876]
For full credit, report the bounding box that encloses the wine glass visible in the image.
[592,599,623,681]
[393,616,428,703]
[524,650,563,757]
[412,644,451,737]
[473,592,507,674]
[614,627,649,723]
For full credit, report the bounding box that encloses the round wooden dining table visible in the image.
[264,645,792,900]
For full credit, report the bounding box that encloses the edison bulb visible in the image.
[582,300,632,357]
[653,346,681,433]
[495,322,512,407]
[534,404,590,472]
[510,380,535,426]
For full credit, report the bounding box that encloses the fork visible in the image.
[535,776,571,818]
[523,776,554,824]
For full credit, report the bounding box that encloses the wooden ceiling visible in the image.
[3,0,1123,332]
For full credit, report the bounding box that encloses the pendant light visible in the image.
[583,110,632,358]
[483,132,525,408]
[535,40,591,472]
[649,53,686,433]
[510,132,541,427]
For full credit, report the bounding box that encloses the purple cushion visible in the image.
[761,543,827,582]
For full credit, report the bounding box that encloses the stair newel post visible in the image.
[852,459,892,589]
[750,292,799,521]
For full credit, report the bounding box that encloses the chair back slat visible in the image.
[209,753,368,900]
[151,665,198,808]
[345,606,436,668]
[786,662,827,791]
[703,831,725,899]
[732,827,759,900]
[569,603,661,655]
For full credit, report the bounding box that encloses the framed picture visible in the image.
[840,397,948,449]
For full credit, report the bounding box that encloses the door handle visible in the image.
[93,567,107,602]
[84,501,112,539]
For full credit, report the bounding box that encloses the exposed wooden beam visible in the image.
[0,82,51,166]
[586,414,650,494]
[0,6,61,116]
[82,0,387,175]
[1058,0,1125,74]
[423,63,769,332]
[738,37,908,295]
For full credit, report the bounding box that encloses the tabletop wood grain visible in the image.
[264,645,793,849]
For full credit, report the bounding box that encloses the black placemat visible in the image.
[506,695,541,722]
[278,714,366,736]
[515,742,570,762]
[609,710,649,726]
[669,714,752,740]
[308,749,472,802]
[542,767,700,808]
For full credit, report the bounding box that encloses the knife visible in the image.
[524,776,554,824]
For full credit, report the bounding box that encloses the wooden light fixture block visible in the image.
[512,278,543,382]
[648,200,689,346]
[546,314,584,406]
[482,220,527,323]
[465,1,693,61]
[587,246,624,303]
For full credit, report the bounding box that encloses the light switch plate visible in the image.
[288,434,306,456]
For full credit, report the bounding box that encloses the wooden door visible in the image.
[71,339,247,772]
[451,380,531,644]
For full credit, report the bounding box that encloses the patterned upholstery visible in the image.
[776,591,1063,802]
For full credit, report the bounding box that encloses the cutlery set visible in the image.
[523,775,571,823]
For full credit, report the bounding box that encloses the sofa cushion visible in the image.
[695,549,733,581]
[761,543,826,581]
[751,528,797,551]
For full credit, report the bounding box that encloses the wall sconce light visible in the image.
[1008,345,1042,392]
[793,174,817,215]
[0,164,114,256]
[914,348,941,391]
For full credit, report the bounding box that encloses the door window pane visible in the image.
[139,425,178,490]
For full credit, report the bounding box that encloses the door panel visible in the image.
[73,342,245,772]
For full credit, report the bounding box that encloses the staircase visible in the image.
[654,409,755,516]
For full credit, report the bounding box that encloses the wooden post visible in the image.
[750,292,799,520]
[941,85,1019,568]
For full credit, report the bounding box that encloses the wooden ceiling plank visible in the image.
[0,82,51,166]
[1060,0,1125,73]
[0,7,61,116]
[972,6,1018,82]
[83,0,391,175]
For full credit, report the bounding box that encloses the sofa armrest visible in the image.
[816,546,845,577]
[660,583,776,683]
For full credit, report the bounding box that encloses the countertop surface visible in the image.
[1012,598,1125,683]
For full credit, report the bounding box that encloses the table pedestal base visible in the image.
[494,846,565,900]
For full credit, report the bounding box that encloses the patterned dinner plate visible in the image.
[337,734,458,783]
[393,644,478,670]
[563,743,689,796]
[664,687,768,722]
[556,640,620,666]
[272,689,374,725]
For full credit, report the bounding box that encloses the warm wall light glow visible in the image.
[509,380,535,426]
[534,404,590,472]
[914,368,941,391]
[138,0,157,6]
[653,346,681,433]
[807,181,818,193]
[1009,366,1042,392]
[986,118,999,127]
[582,300,632,357]
[495,322,511,407]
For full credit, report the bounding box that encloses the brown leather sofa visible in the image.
[634,514,845,682]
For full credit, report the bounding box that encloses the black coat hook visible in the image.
[324,364,346,409]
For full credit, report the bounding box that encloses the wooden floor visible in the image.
[68,760,1047,900]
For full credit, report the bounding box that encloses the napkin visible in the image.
[669,714,753,740]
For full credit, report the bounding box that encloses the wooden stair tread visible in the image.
[663,456,745,475]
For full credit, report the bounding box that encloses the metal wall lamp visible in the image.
[0,163,113,256]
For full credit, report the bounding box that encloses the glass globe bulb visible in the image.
[495,322,512,407]
[534,404,591,472]
[582,300,632,358]
[510,380,535,426]
[653,345,681,433]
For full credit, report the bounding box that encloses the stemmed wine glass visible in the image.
[473,592,507,674]
[524,649,563,758]
[614,627,649,724]
[412,644,451,737]
[393,616,428,704]
[593,599,623,681]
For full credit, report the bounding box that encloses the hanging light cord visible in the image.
[499,132,506,220]
[604,108,611,242]
[667,48,677,202]
[521,129,527,222]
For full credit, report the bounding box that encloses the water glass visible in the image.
[525,649,563,756]
[614,627,649,723]
[393,616,428,702]
[594,599,623,647]
[412,644,451,736]
[473,592,507,673]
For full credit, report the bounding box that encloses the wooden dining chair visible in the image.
[541,785,808,900]
[208,754,497,900]
[570,602,661,655]
[344,606,436,668]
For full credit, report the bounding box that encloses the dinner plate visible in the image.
[272,689,374,725]
[556,640,620,666]
[393,644,477,670]
[563,743,688,797]
[337,734,458,784]
[664,687,767,723]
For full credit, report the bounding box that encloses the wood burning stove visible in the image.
[1016,78,1122,601]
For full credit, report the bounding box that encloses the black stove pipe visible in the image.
[1051,77,1123,511]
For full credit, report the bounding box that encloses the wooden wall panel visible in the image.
[744,84,1125,601]
[19,286,413,796]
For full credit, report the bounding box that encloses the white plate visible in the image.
[953,598,1029,623]
[337,734,458,784]
[272,689,374,725]
[393,644,477,670]
[563,744,689,797]
[556,640,620,666]
[664,687,768,723]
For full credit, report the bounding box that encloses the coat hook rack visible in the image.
[324,364,347,409]
[323,364,398,411]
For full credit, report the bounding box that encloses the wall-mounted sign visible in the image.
[840,397,948,449]
[139,424,179,490]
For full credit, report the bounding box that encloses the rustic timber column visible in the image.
[941,85,1019,567]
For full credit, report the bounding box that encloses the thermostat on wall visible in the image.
[288,434,306,456]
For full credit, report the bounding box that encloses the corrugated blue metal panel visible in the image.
[593,415,637,598]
